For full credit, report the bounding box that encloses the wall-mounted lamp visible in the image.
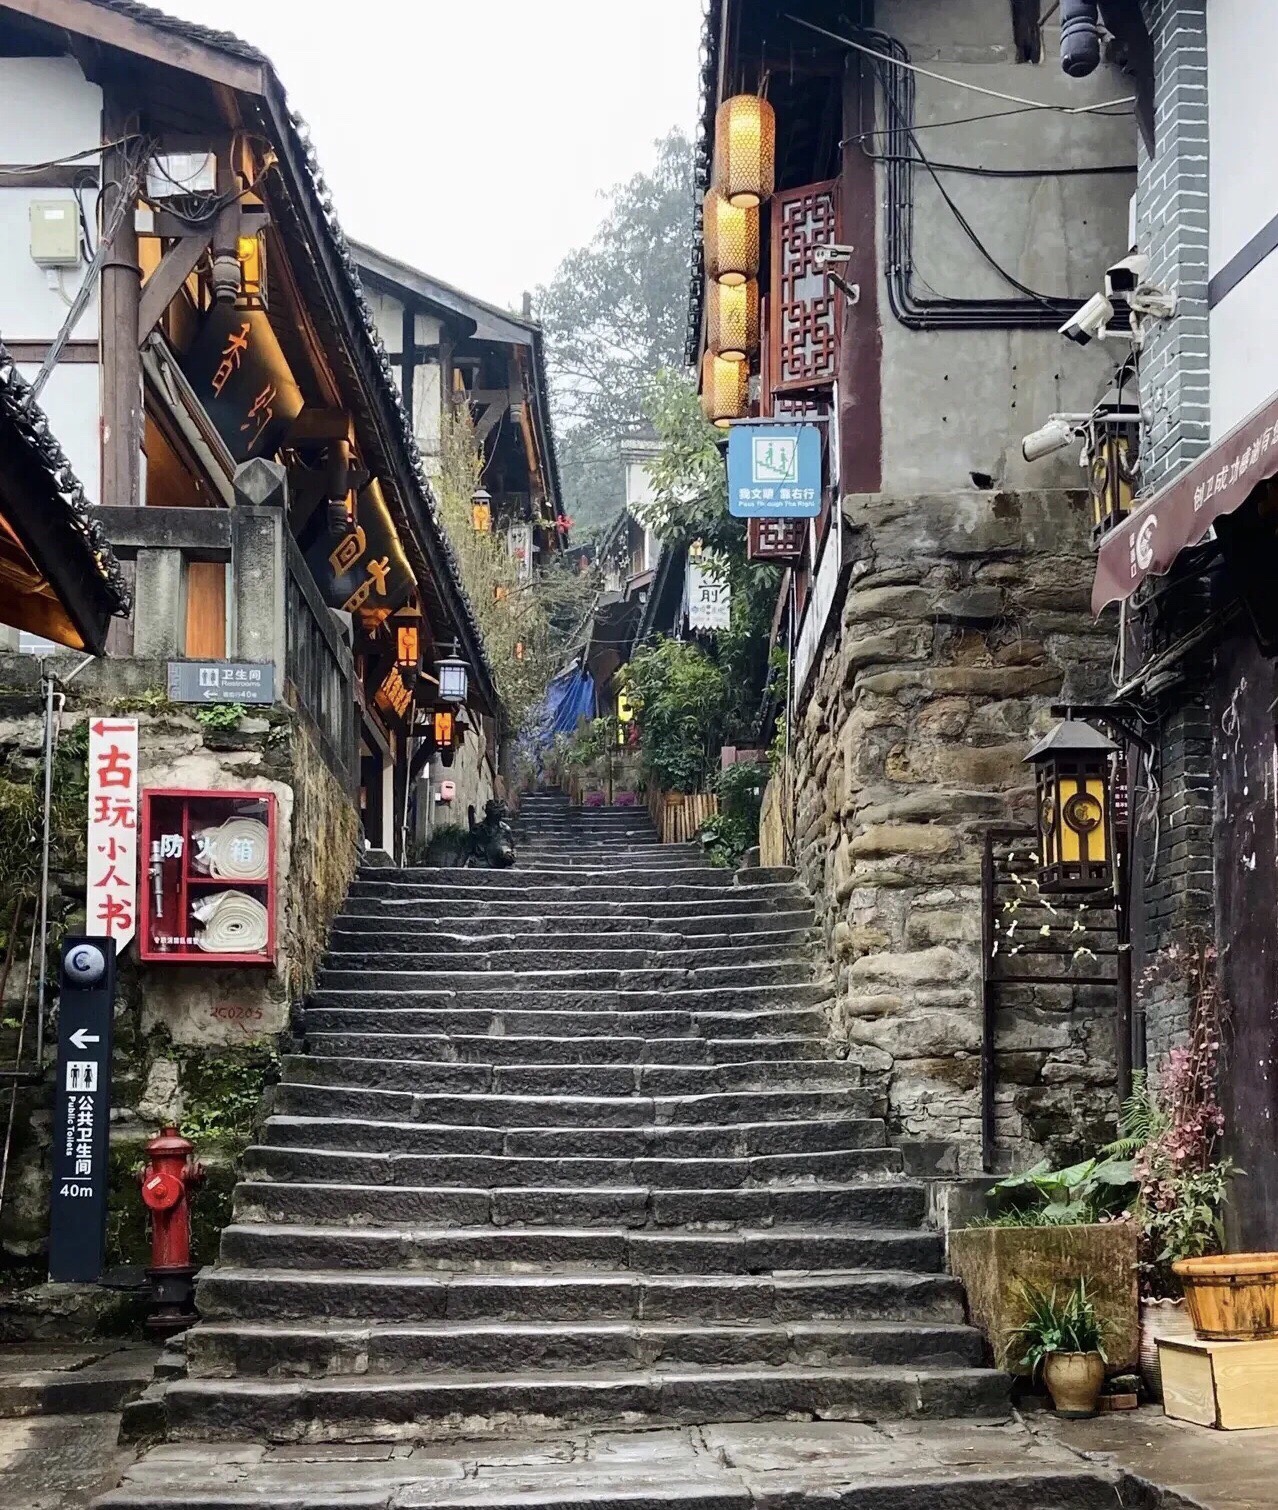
[703,188,760,288]
[1026,719,1116,894]
[435,642,469,703]
[471,486,493,533]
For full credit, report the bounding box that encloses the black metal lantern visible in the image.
[1087,383,1141,540]
[1025,719,1116,893]
[434,642,469,704]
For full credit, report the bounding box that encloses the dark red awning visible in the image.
[1092,387,1278,614]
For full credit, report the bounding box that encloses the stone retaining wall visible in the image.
[788,489,1120,1173]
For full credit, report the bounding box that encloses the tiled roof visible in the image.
[0,342,131,615]
[87,0,264,60]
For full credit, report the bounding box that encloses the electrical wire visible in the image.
[786,14,1135,116]
[0,134,141,175]
[842,101,1132,144]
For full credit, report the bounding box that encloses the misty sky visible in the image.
[151,0,705,311]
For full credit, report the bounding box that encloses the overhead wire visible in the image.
[0,134,141,175]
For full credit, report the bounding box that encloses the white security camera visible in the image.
[1021,415,1088,464]
[1059,292,1115,345]
[1105,253,1149,297]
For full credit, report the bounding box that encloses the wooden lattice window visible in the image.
[768,179,840,395]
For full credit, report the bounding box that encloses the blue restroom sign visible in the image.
[727,422,822,518]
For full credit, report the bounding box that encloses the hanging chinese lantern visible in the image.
[703,188,759,287]
[433,708,455,748]
[471,487,493,533]
[1026,720,1116,893]
[707,279,760,363]
[700,351,749,428]
[713,94,776,209]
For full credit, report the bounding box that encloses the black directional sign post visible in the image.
[49,937,116,1284]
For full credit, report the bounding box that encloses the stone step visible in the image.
[301,1033,840,1067]
[195,1264,965,1324]
[316,962,818,993]
[260,1114,889,1160]
[349,881,800,906]
[270,1083,874,1128]
[185,1317,981,1379]
[242,1145,905,1191]
[338,894,807,919]
[232,1179,924,1231]
[155,1364,1009,1442]
[0,1343,158,1418]
[329,909,816,937]
[326,927,815,957]
[308,979,834,1014]
[321,943,816,974]
[217,1223,943,1274]
[361,868,740,890]
[281,1055,860,1095]
[94,1459,1122,1510]
[302,1006,834,1040]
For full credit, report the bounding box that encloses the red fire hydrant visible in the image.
[139,1126,205,1335]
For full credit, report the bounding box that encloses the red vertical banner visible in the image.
[86,719,139,949]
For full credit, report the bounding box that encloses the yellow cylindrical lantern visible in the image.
[700,351,749,428]
[1026,720,1117,893]
[714,94,776,209]
[703,188,759,288]
[707,279,760,363]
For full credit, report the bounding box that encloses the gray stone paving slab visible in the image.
[0,1411,136,1510]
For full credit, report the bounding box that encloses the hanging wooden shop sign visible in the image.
[178,304,303,464]
[302,478,416,618]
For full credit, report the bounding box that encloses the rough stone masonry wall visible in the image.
[0,668,359,1331]
[791,489,1119,1176]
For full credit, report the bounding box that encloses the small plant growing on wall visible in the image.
[195,703,244,732]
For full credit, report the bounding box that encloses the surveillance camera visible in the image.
[1105,253,1149,298]
[1129,285,1178,321]
[1021,416,1087,464]
[1059,292,1115,346]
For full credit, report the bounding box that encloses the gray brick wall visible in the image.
[1137,0,1211,493]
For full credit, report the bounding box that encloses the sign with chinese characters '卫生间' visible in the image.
[178,304,303,464]
[167,661,275,705]
[86,718,138,948]
[727,422,822,519]
[302,477,416,618]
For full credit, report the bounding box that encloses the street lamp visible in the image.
[1025,719,1117,893]
[471,487,493,533]
[434,643,469,703]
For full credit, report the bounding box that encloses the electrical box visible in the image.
[146,151,217,201]
[29,200,80,267]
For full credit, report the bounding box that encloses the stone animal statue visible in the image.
[467,800,516,868]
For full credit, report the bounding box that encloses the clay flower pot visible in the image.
[1043,1350,1106,1418]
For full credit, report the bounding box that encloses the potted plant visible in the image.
[1009,1281,1108,1418]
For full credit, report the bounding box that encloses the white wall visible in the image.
[0,57,103,501]
[1208,0,1278,436]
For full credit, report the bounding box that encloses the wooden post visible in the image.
[100,94,143,509]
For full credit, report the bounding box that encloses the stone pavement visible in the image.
[1040,1406,1278,1510]
[93,1418,1172,1510]
[0,1410,137,1510]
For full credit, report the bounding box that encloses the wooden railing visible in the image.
[284,535,358,797]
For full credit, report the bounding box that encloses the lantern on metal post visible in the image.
[1087,384,1141,540]
[703,188,760,287]
[707,278,760,363]
[1025,720,1117,893]
[713,94,776,209]
[434,642,470,703]
[700,351,749,428]
[471,486,493,533]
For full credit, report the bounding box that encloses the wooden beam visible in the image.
[2,0,266,94]
[3,340,98,364]
[100,92,142,510]
[136,228,212,344]
[474,400,506,444]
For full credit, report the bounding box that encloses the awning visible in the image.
[1093,387,1278,613]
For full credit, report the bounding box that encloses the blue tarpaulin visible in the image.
[527,665,596,757]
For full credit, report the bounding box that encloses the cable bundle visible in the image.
[191,889,270,954]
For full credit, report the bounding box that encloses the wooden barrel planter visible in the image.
[1174,1254,1278,1340]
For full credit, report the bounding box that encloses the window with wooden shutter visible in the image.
[768,179,841,396]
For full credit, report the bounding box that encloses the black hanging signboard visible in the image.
[48,936,116,1284]
[178,304,303,464]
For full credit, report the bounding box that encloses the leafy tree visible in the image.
[537,129,695,538]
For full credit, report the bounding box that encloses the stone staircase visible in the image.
[125,791,1007,1458]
